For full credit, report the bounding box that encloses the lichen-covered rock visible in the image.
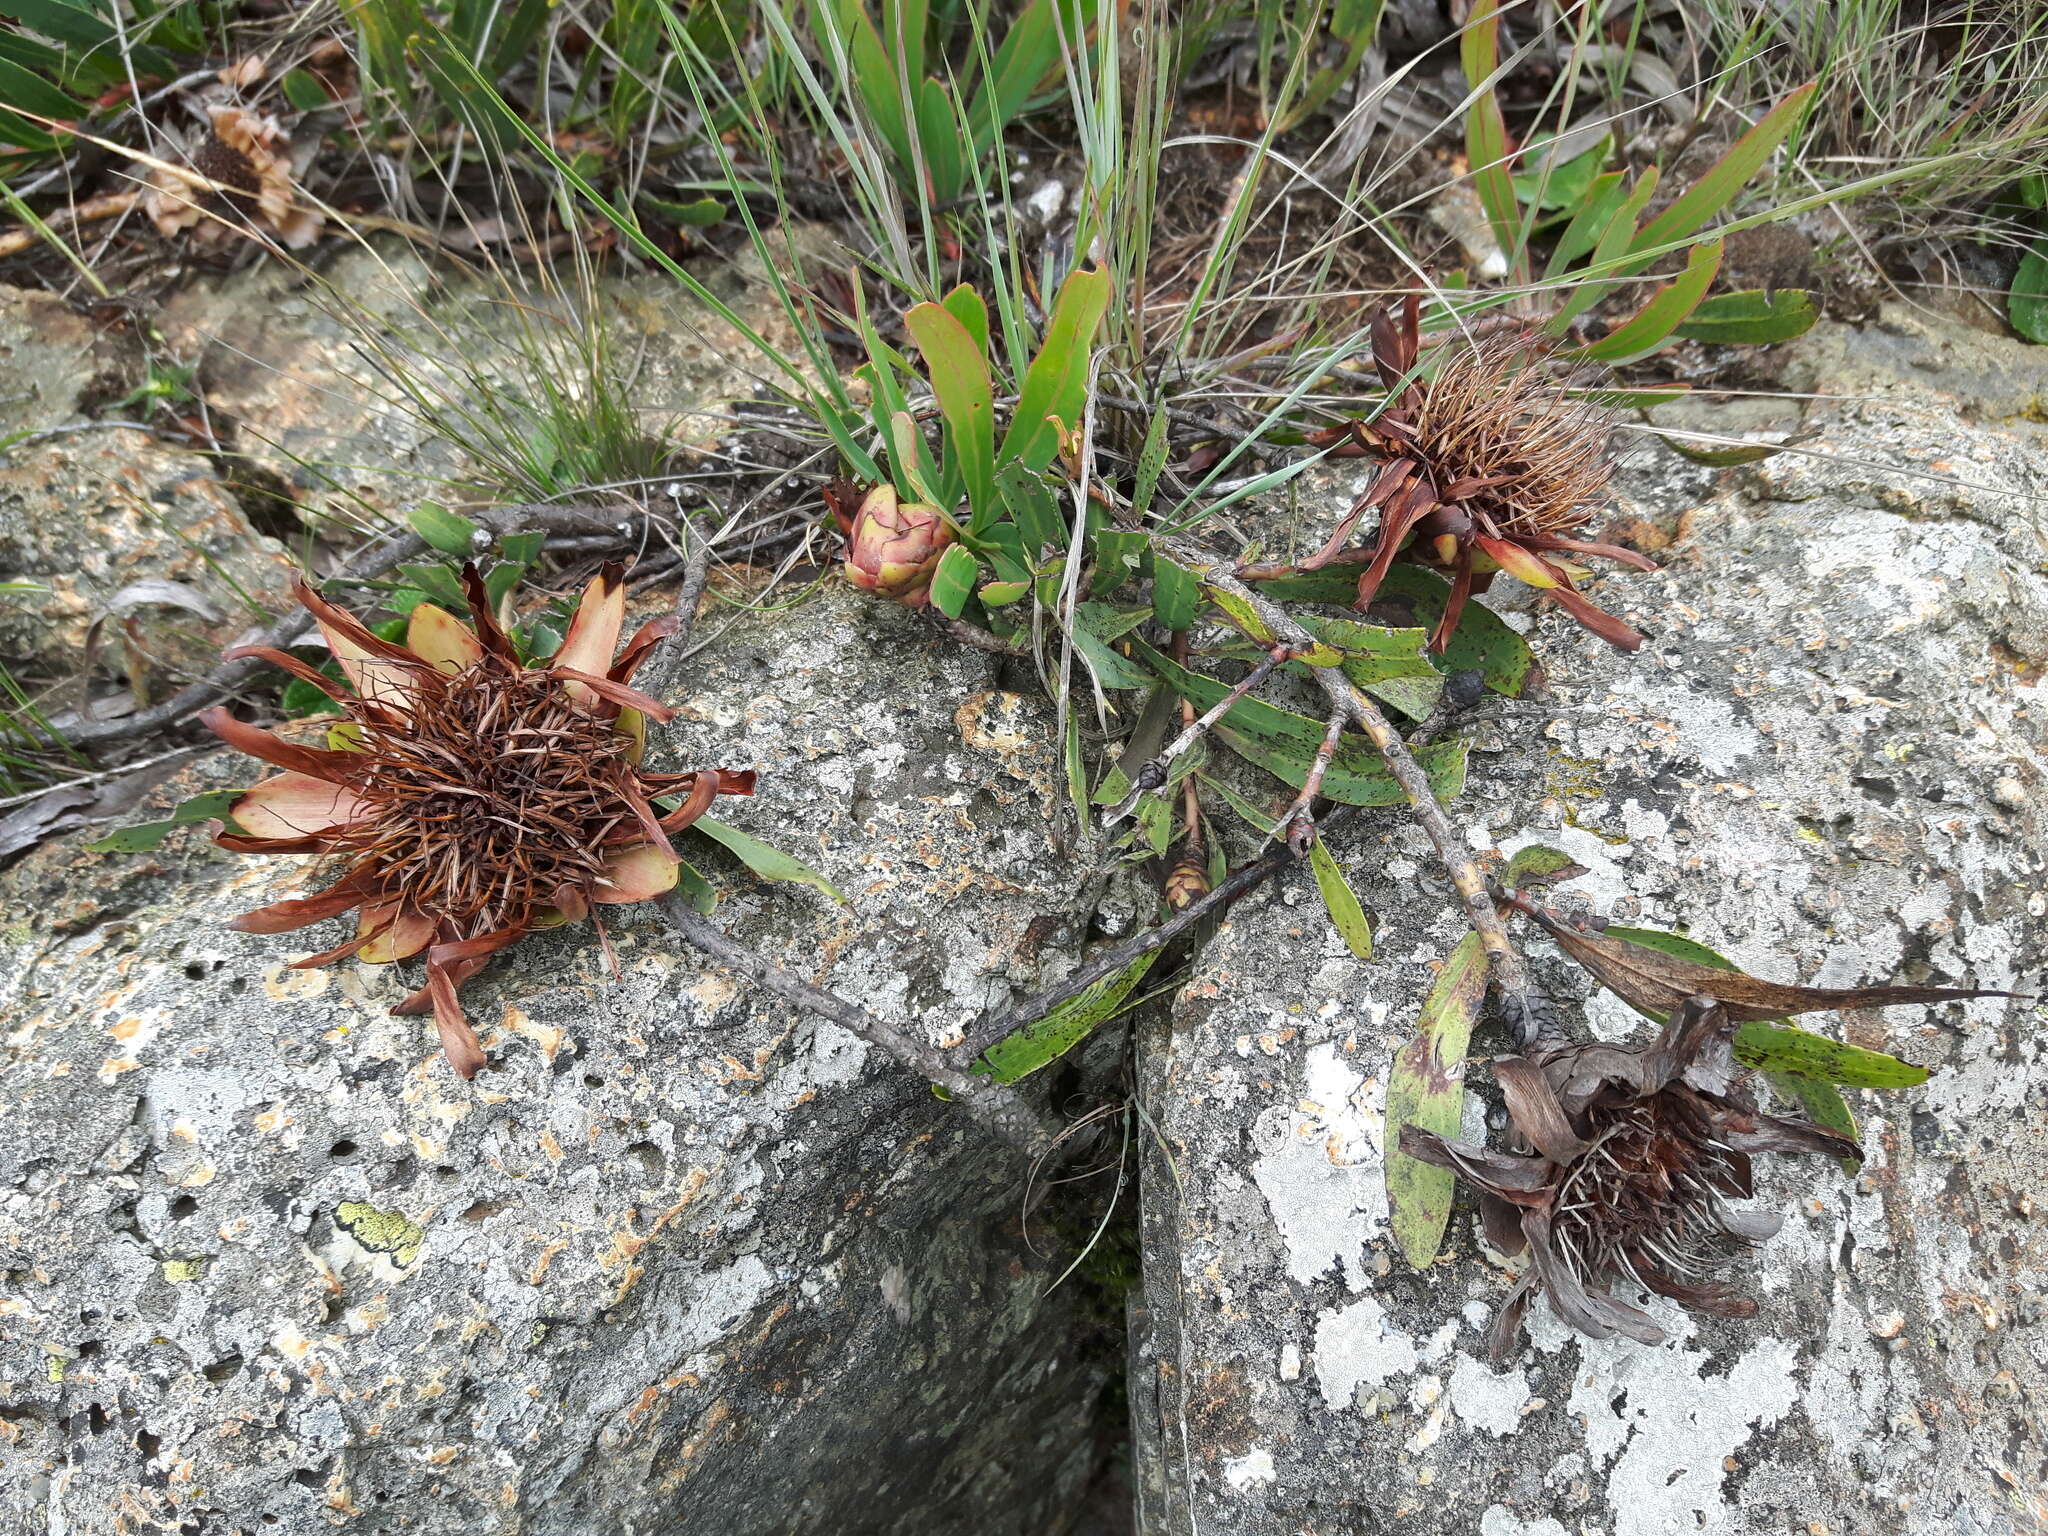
[0,425,295,682]
[0,586,1108,1535]
[154,241,820,520]
[1130,399,2048,1533]
[0,284,108,437]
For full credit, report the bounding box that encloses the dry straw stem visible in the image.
[1178,546,1537,1011]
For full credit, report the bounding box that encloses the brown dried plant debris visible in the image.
[144,105,323,250]
[1401,996,1860,1356]
[202,563,755,1076]
[1521,903,2026,1022]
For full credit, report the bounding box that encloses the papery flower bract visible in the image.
[144,105,323,250]
[1311,297,1653,651]
[203,563,754,1077]
[832,482,955,608]
[1401,996,1858,1358]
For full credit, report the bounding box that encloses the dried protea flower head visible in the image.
[201,564,755,1076]
[827,480,955,608]
[1401,996,1858,1358]
[144,105,322,250]
[1318,296,1653,651]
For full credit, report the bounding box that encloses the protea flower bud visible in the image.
[837,483,954,608]
[200,562,755,1077]
[1163,857,1211,911]
[1400,996,1858,1357]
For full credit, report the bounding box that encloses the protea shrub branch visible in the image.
[1300,296,1654,651]
[202,563,754,1076]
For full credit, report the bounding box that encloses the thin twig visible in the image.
[667,514,716,650]
[658,897,1059,1158]
[1279,708,1347,854]
[928,612,1032,657]
[0,189,140,259]
[1183,549,1538,1010]
[955,805,1362,1063]
[1109,647,1292,817]
[1096,394,1255,443]
[0,743,206,813]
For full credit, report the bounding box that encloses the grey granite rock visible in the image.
[0,585,1109,1535]
[1130,400,2048,1534]
[0,425,295,675]
[154,240,823,521]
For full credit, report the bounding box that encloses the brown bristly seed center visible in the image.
[1414,336,1613,539]
[328,665,636,931]
[1550,1102,1747,1286]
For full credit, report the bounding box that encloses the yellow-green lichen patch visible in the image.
[336,1202,427,1268]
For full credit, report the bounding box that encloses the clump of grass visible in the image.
[316,235,678,510]
[1681,0,2048,249]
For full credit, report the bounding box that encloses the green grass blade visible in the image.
[1629,81,1818,254]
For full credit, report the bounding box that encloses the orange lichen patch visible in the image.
[686,972,739,1011]
[498,1004,567,1064]
[263,965,331,1002]
[528,1236,569,1286]
[655,1399,735,1492]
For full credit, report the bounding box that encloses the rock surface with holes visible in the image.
[0,286,296,689]
[0,585,1111,1535]
[1130,392,2048,1533]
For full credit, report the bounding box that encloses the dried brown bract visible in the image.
[144,105,322,250]
[1401,996,1858,1357]
[1311,297,1652,651]
[202,563,754,1076]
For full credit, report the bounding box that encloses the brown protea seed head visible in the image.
[145,105,323,249]
[202,562,756,1077]
[1410,332,1616,542]
[1400,996,1859,1358]
[1326,297,1658,653]
[334,666,639,936]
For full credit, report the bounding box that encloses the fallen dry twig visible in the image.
[659,897,1060,1158]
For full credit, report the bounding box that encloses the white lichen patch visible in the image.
[1448,1354,1531,1437]
[1314,1295,1418,1410]
[1530,1304,1802,1536]
[1251,1043,1387,1291]
[1223,1447,1277,1492]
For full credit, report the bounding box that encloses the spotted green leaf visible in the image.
[692,816,846,904]
[86,789,246,853]
[1603,925,1929,1089]
[1386,933,1489,1268]
[1673,289,1819,345]
[1308,836,1373,960]
[1130,638,1466,806]
[972,949,1160,1084]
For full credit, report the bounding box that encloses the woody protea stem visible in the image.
[1179,549,1538,1011]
